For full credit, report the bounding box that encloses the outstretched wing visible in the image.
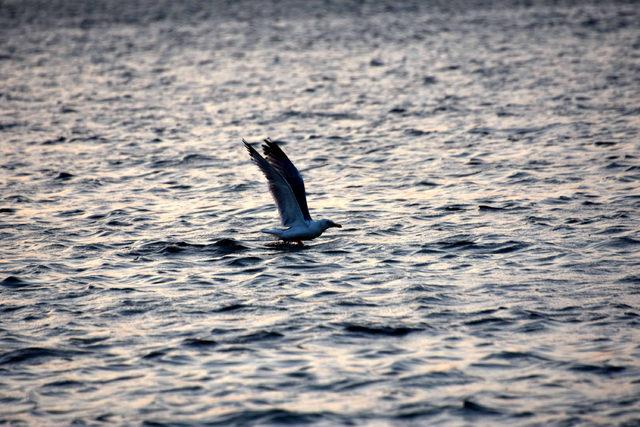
[261,138,312,221]
[243,139,305,227]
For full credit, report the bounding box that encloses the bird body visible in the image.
[261,219,338,242]
[243,138,341,243]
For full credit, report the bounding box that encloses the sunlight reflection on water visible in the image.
[1,0,640,425]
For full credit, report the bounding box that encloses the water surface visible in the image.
[1,0,639,425]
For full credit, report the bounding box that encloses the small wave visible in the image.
[342,323,423,337]
[593,141,617,147]
[195,408,340,426]
[595,235,640,249]
[4,195,32,203]
[148,153,214,169]
[42,379,83,388]
[54,171,74,181]
[437,204,470,212]
[227,256,263,267]
[277,110,363,122]
[213,303,250,313]
[428,237,530,254]
[211,238,249,254]
[423,75,437,84]
[618,275,640,284]
[399,369,476,389]
[0,121,20,130]
[480,205,508,213]
[462,399,502,415]
[483,351,551,362]
[67,134,108,143]
[468,127,492,135]
[404,128,433,137]
[0,347,81,365]
[1,276,31,288]
[40,136,67,145]
[416,180,439,186]
[130,238,248,257]
[569,363,625,375]
[181,153,214,164]
[142,349,169,360]
[232,330,284,344]
[464,317,513,327]
[182,338,218,348]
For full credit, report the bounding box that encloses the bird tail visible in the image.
[261,228,285,238]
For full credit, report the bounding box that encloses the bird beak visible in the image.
[333,223,342,228]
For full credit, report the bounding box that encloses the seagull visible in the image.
[243,138,342,244]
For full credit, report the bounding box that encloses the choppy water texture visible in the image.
[1,0,640,425]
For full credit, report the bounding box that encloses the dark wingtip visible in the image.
[262,137,285,157]
[262,137,273,152]
[242,139,260,162]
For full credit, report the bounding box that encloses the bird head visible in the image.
[321,219,342,230]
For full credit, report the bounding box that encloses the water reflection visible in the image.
[1,0,639,425]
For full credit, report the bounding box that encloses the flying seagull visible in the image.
[243,138,342,244]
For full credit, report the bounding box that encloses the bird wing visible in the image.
[261,138,312,221]
[243,140,306,227]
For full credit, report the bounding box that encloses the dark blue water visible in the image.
[1,1,639,425]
